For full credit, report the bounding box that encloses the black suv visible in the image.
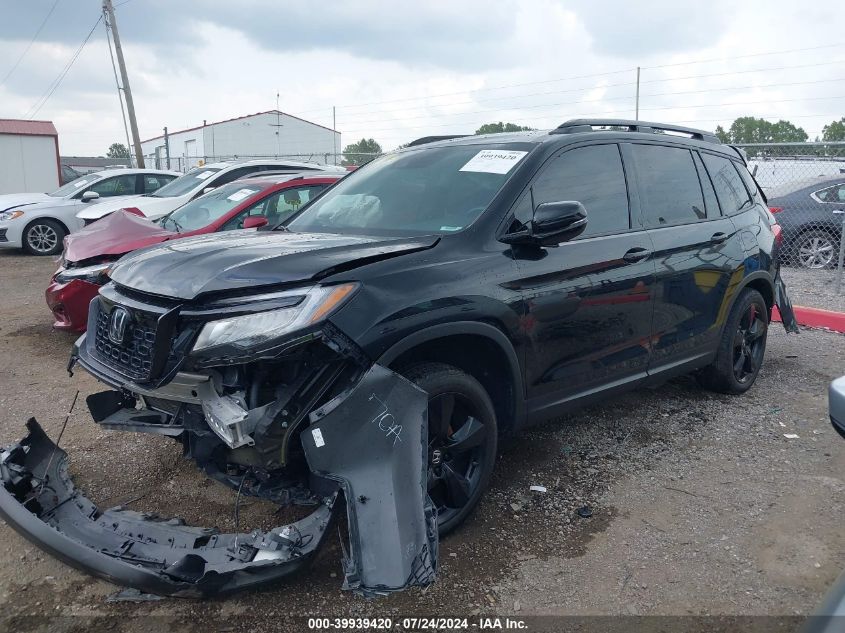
[0,119,798,598]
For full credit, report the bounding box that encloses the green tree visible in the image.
[474,122,534,135]
[714,125,729,143]
[822,117,845,141]
[342,138,382,166]
[723,117,808,144]
[106,142,130,159]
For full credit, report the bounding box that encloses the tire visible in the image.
[400,362,498,535]
[22,218,65,256]
[697,289,768,394]
[791,229,838,269]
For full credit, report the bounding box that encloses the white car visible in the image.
[76,159,347,224]
[0,169,179,255]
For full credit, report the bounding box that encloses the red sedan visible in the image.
[46,173,342,332]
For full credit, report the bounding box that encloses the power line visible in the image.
[24,15,102,119]
[341,94,845,136]
[290,42,845,117]
[0,0,61,88]
[337,76,845,127]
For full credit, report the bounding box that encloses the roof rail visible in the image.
[407,134,470,147]
[551,119,721,144]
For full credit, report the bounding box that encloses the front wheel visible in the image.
[401,362,498,535]
[22,219,65,256]
[697,288,768,394]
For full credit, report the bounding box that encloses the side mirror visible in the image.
[501,201,588,247]
[81,191,100,202]
[242,216,268,230]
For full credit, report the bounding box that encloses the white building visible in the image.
[0,119,61,194]
[140,110,341,171]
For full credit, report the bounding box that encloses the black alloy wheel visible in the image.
[732,303,767,384]
[401,363,498,535]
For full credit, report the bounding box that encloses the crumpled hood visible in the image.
[64,209,176,263]
[0,192,51,212]
[109,230,439,300]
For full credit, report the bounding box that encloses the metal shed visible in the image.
[0,119,60,194]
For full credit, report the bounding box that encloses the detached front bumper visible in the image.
[0,365,437,598]
[45,277,100,332]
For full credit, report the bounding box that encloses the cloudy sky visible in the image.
[0,0,843,156]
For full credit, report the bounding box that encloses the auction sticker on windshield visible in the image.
[195,171,215,180]
[227,188,256,202]
[459,150,527,174]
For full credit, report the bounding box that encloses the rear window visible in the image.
[701,154,753,215]
[632,145,706,228]
[150,168,221,198]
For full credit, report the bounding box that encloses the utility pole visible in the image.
[163,126,170,169]
[333,106,337,165]
[103,0,144,167]
[635,66,641,120]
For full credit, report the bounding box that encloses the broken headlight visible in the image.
[54,262,112,284]
[192,283,358,353]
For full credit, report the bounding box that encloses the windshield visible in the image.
[285,144,532,236]
[150,167,221,198]
[159,183,263,233]
[49,174,102,197]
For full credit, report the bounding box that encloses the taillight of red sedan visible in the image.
[769,206,783,214]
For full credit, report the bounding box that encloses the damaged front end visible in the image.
[0,282,437,597]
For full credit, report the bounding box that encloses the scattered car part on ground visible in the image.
[3,119,798,598]
[75,159,346,224]
[829,375,845,439]
[46,173,342,332]
[0,169,179,256]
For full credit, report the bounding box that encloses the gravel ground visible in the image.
[0,249,843,632]
[781,266,845,313]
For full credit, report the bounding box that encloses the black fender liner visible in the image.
[377,321,526,429]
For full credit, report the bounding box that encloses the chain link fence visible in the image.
[146,152,381,173]
[735,142,845,308]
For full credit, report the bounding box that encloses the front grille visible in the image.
[94,306,157,381]
[0,228,7,242]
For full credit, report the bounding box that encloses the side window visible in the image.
[221,185,327,231]
[701,153,752,215]
[143,175,173,193]
[632,145,705,227]
[524,144,630,238]
[814,184,845,203]
[211,167,257,188]
[691,151,721,217]
[86,174,137,197]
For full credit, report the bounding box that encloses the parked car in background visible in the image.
[75,159,347,224]
[47,173,342,332]
[60,164,83,185]
[768,175,845,268]
[0,169,179,255]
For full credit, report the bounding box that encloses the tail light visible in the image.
[772,223,783,246]
[769,206,783,214]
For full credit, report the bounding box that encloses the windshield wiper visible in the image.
[166,217,183,233]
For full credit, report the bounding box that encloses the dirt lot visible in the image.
[0,249,843,631]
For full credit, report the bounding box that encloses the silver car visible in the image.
[0,168,179,255]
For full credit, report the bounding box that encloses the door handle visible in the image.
[710,232,728,244]
[622,247,651,263]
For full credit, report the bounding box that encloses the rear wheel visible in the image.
[401,362,497,535]
[792,229,837,269]
[698,289,768,394]
[22,219,65,256]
